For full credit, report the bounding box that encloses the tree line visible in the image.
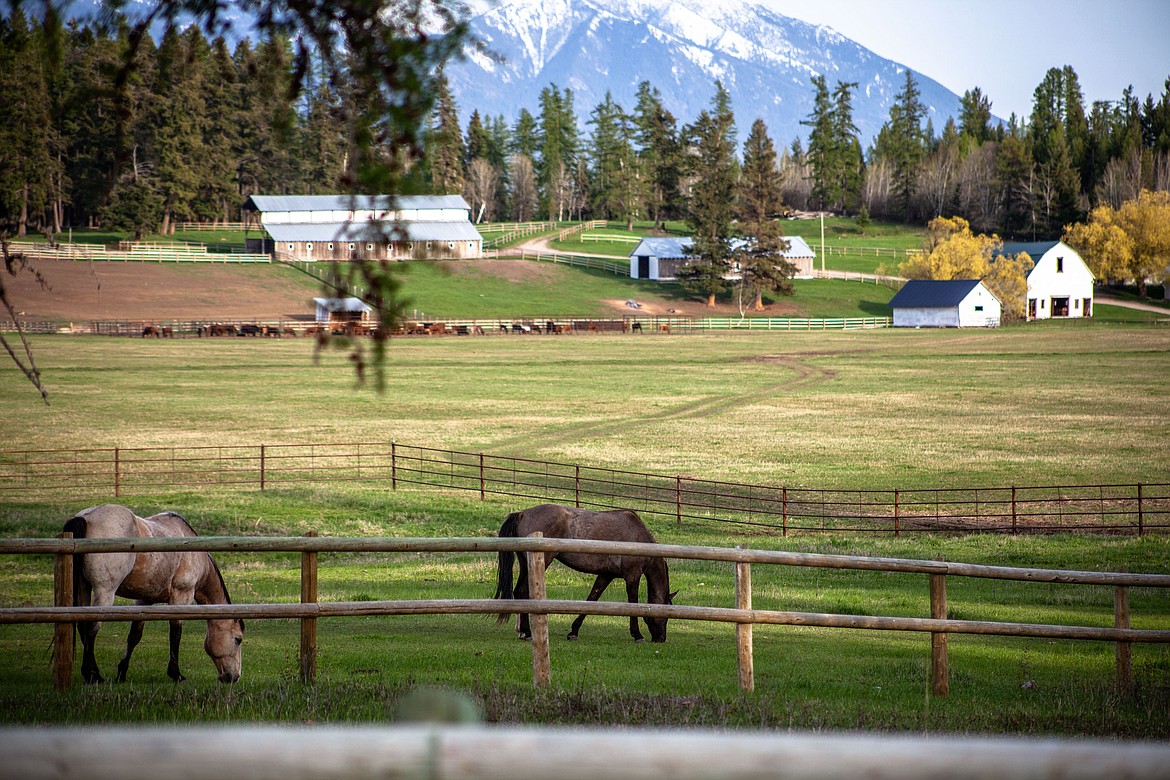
[2,10,1169,246]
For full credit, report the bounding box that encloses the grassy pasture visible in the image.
[1,325,1168,733]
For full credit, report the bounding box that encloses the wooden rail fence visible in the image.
[2,534,1167,695]
[1,442,1166,535]
[5,725,1169,780]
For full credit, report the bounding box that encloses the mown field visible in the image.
[1,324,1168,734]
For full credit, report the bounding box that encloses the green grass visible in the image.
[383,261,893,319]
[4,325,1168,489]
[1,489,1167,733]
[2,324,1168,733]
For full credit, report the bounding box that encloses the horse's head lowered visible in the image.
[205,618,245,683]
[645,589,678,643]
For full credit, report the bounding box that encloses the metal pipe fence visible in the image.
[1,441,1165,536]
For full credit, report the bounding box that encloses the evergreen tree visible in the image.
[959,87,993,144]
[145,26,207,233]
[679,81,738,306]
[881,69,929,221]
[0,10,60,236]
[830,81,864,212]
[735,119,795,311]
[465,110,489,166]
[632,81,682,229]
[802,75,834,211]
[200,36,245,217]
[511,108,539,159]
[536,84,579,220]
[427,74,465,194]
[587,92,643,228]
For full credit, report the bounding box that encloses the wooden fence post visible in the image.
[114,447,121,498]
[736,545,754,692]
[894,489,900,538]
[527,533,550,688]
[1115,586,1133,696]
[300,530,318,684]
[1137,484,1144,537]
[260,444,266,491]
[576,466,581,508]
[479,453,485,501]
[676,476,682,525]
[391,441,397,491]
[52,531,74,691]
[930,570,949,697]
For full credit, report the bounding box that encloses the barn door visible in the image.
[637,256,650,279]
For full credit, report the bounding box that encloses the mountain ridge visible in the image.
[447,0,966,148]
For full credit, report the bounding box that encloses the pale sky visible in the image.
[762,0,1170,120]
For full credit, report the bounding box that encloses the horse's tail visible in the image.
[62,515,88,608]
[62,515,89,657]
[494,511,523,623]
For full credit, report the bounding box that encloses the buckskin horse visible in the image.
[63,504,244,684]
[494,503,676,643]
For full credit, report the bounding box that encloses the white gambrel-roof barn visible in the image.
[888,279,1002,328]
[243,194,482,262]
[996,240,1094,320]
[629,235,816,280]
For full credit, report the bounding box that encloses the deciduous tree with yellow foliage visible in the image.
[898,216,1033,320]
[1064,190,1170,297]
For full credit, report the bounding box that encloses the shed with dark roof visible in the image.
[888,279,1002,327]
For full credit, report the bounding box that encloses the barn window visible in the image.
[468,242,475,249]
[1056,256,1064,272]
[407,242,414,250]
[327,243,334,251]
[447,241,455,249]
[974,305,984,312]
[366,243,374,251]
[306,243,313,252]
[348,243,355,251]
[287,243,294,251]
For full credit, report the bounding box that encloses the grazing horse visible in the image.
[494,503,676,643]
[63,504,244,684]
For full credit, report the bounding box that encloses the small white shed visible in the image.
[313,297,373,325]
[998,241,1094,320]
[888,279,1002,328]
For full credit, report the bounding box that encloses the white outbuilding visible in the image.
[629,235,816,280]
[997,240,1094,319]
[888,279,1002,328]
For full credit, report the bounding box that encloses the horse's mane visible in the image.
[162,511,234,607]
[206,554,233,605]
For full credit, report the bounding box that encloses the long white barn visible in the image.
[243,194,482,262]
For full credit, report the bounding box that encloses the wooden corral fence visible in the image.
[1,534,1167,696]
[6,240,270,263]
[815,244,923,259]
[5,725,1169,780]
[1,442,1167,536]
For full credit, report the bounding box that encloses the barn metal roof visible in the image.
[313,297,373,313]
[243,194,470,213]
[888,279,986,308]
[264,221,482,243]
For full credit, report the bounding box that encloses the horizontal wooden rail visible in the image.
[4,535,1170,588]
[4,725,1168,780]
[4,534,1167,693]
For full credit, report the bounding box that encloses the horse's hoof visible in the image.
[634,638,645,644]
[566,634,578,641]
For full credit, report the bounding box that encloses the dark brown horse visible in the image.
[494,504,675,643]
[63,504,244,684]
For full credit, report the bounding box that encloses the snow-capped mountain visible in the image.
[448,0,965,147]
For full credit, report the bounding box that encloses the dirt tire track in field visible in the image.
[489,356,834,455]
